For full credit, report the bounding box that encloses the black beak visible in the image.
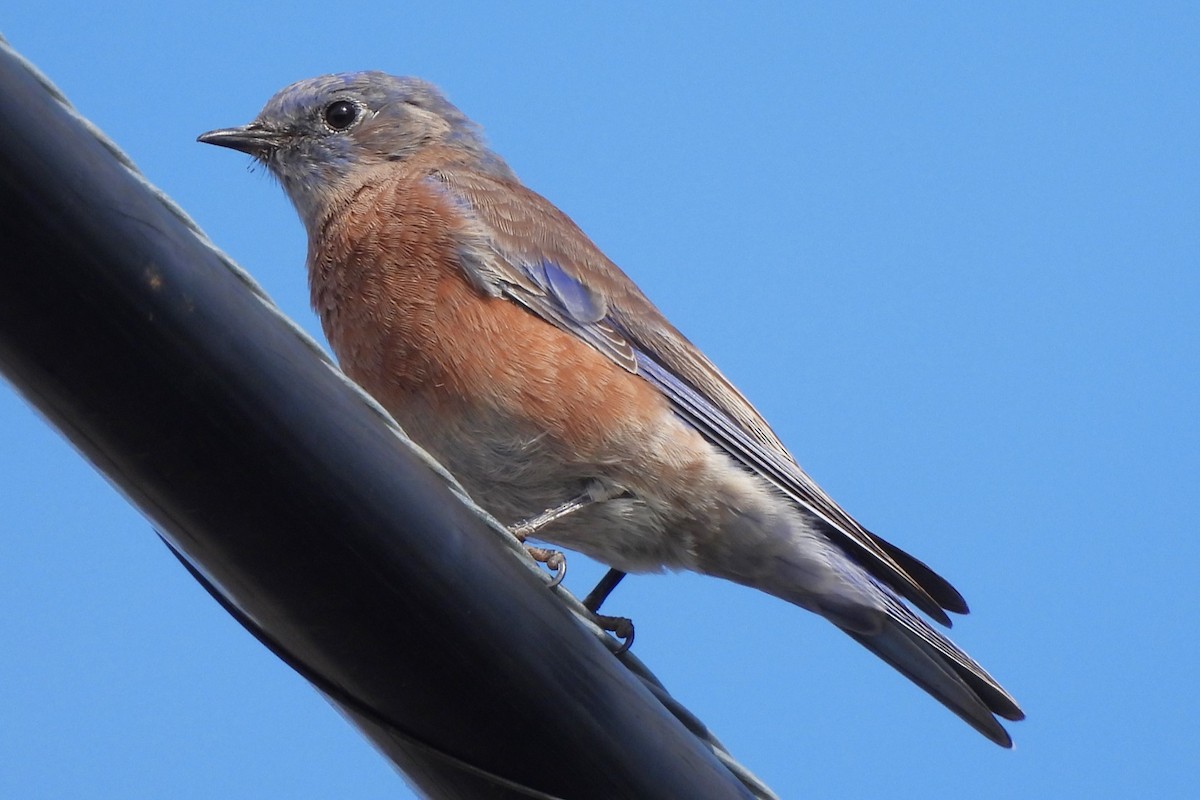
[197,125,282,157]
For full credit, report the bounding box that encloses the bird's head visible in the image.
[199,71,509,224]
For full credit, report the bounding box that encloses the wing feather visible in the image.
[428,168,958,623]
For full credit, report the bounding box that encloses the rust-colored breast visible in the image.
[308,169,671,461]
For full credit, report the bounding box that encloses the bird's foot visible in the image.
[510,489,616,587]
[520,544,567,587]
[593,613,634,654]
[580,568,632,652]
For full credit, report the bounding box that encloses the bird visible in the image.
[198,71,1024,746]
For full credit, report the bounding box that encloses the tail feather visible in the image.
[843,591,1023,747]
[867,529,970,617]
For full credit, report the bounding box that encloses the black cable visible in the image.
[157,533,566,800]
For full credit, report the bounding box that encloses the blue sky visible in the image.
[2,3,1196,798]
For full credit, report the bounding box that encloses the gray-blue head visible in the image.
[199,72,512,223]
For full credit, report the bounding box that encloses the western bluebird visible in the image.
[199,72,1023,745]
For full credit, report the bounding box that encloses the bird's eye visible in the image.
[323,100,359,131]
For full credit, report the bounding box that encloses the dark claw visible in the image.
[545,551,567,588]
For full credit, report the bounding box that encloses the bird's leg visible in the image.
[581,569,633,652]
[510,482,627,584]
[509,493,596,540]
[509,485,635,652]
[509,493,597,588]
[582,568,626,613]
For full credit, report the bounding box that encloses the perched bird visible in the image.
[199,71,1023,745]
